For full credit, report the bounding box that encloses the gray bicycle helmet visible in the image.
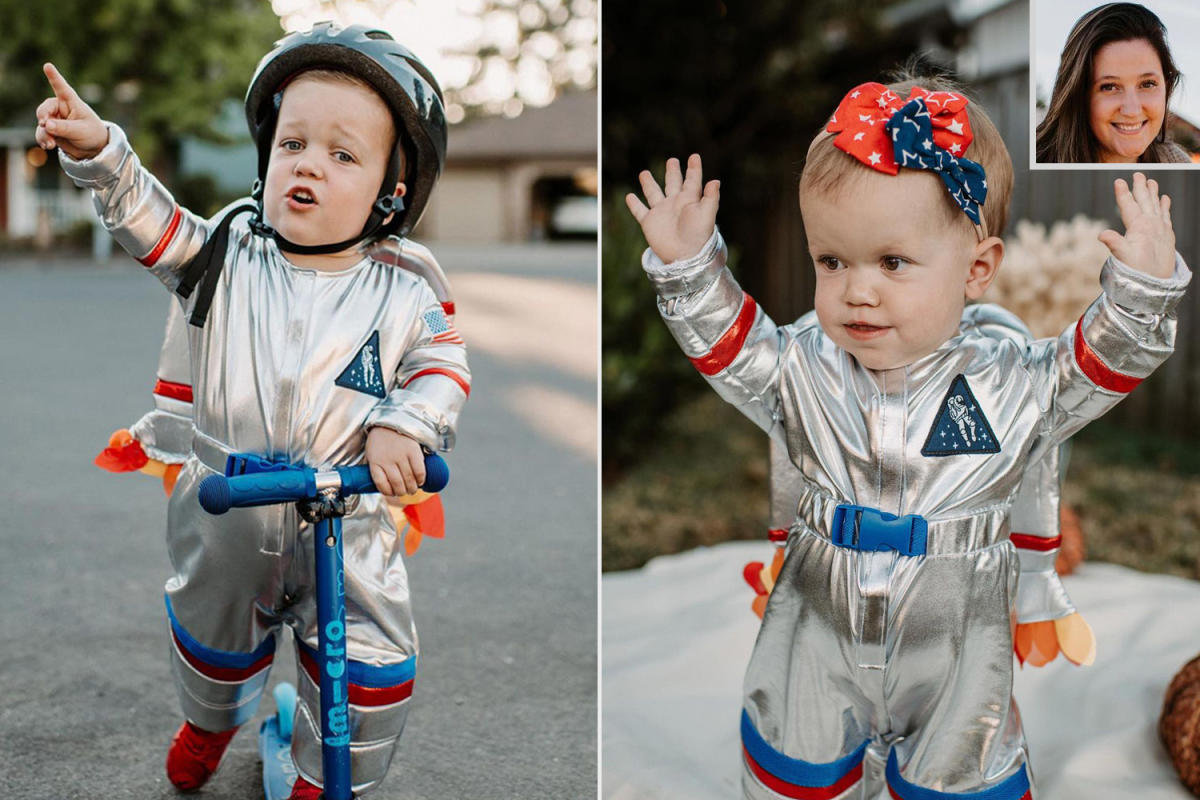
[244,22,447,248]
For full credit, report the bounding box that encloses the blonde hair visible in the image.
[799,75,1013,239]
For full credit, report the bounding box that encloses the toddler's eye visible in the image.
[335,151,356,164]
[280,140,302,151]
[881,256,908,272]
[817,256,844,271]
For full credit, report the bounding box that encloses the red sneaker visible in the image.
[165,720,238,791]
[288,776,324,799]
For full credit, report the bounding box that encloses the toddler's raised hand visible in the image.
[35,63,108,161]
[625,154,720,264]
[366,427,427,498]
[1098,173,1176,280]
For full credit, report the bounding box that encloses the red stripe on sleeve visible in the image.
[139,206,183,267]
[402,368,471,397]
[689,292,758,376]
[1073,321,1143,393]
[153,378,194,403]
[1010,533,1062,552]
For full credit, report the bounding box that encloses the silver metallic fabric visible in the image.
[128,301,193,463]
[644,229,1189,798]
[63,123,470,791]
[125,237,459,465]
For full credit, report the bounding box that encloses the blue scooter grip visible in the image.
[331,453,448,495]
[199,453,449,514]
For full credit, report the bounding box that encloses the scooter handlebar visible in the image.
[198,453,449,515]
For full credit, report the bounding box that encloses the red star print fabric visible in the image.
[825,82,975,175]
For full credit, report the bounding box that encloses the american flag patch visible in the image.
[423,309,464,345]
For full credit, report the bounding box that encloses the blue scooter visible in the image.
[198,452,449,800]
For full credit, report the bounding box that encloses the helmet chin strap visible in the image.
[250,193,403,255]
[249,150,404,255]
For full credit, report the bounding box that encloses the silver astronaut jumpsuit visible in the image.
[761,303,1079,796]
[63,124,471,792]
[643,229,1189,799]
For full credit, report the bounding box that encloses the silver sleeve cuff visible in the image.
[1014,561,1077,623]
[129,409,193,464]
[641,228,727,297]
[58,122,128,186]
[365,397,455,453]
[1102,253,1191,315]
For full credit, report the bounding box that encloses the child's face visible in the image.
[262,75,398,249]
[802,169,986,371]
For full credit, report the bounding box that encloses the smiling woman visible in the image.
[1036,2,1190,164]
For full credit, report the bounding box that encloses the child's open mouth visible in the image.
[287,189,318,209]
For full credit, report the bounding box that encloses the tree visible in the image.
[0,0,282,174]
[274,0,597,122]
[602,0,916,472]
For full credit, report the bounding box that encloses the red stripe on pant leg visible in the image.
[154,378,194,403]
[298,648,415,706]
[140,206,183,267]
[1009,533,1062,551]
[689,292,758,375]
[172,631,273,682]
[1073,322,1142,393]
[743,746,863,799]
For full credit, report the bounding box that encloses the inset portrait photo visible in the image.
[1033,0,1200,166]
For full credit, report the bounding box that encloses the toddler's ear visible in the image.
[964,236,1003,300]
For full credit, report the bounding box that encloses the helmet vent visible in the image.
[365,29,391,40]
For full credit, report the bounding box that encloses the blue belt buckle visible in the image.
[830,504,928,556]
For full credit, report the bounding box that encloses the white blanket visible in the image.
[603,542,1199,799]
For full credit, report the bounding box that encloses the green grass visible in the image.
[602,397,1200,577]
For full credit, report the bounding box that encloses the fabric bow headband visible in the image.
[825,82,989,236]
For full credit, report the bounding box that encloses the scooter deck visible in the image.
[260,683,300,800]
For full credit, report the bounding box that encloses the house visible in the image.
[1,89,598,246]
[419,89,597,242]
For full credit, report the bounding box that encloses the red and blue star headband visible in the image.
[825,83,988,236]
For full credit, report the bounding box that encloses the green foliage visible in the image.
[0,0,282,168]
[601,189,707,472]
[602,0,912,473]
[603,392,768,571]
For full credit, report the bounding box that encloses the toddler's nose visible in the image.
[293,156,322,179]
[842,269,879,306]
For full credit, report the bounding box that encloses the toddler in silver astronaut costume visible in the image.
[36,24,468,798]
[626,80,1190,799]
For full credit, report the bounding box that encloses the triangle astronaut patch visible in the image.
[335,330,387,398]
[920,373,999,456]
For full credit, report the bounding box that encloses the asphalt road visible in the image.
[0,241,597,799]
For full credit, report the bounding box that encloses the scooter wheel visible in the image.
[274,682,298,741]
